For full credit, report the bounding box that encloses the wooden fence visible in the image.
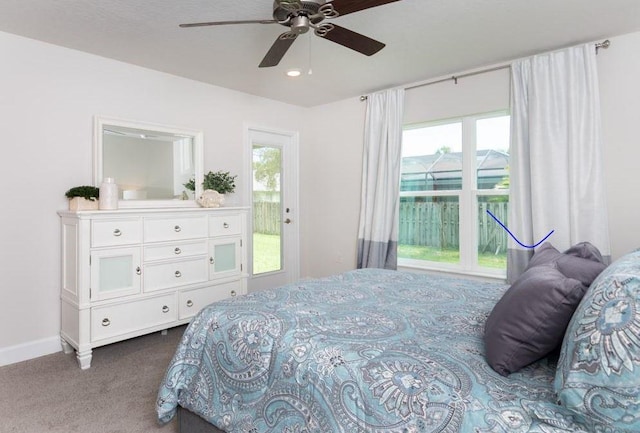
[399,201,508,253]
[254,200,508,253]
[477,201,508,253]
[253,201,281,235]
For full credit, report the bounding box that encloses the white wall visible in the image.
[302,30,640,278]
[300,98,366,278]
[404,67,510,124]
[598,31,640,259]
[0,31,304,362]
[2,28,639,364]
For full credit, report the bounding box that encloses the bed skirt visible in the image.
[177,406,225,433]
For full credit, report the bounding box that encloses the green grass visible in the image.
[399,244,460,262]
[253,234,506,273]
[477,251,508,269]
[253,232,281,274]
[398,244,506,269]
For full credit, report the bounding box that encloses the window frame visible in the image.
[398,110,510,278]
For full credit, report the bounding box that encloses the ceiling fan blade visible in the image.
[319,24,385,56]
[328,0,401,16]
[259,33,298,68]
[179,20,276,28]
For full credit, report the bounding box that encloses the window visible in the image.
[399,112,510,276]
[252,144,282,275]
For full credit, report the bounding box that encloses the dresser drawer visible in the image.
[144,216,208,242]
[144,240,208,262]
[178,280,242,319]
[92,219,142,247]
[91,294,176,341]
[209,214,242,237]
[144,257,208,292]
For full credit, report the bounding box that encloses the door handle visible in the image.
[284,218,292,224]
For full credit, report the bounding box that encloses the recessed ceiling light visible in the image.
[286,69,301,77]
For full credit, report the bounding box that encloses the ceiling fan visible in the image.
[179,0,401,68]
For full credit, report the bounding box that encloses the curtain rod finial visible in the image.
[360,95,368,102]
[595,39,610,53]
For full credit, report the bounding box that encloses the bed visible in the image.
[156,247,640,433]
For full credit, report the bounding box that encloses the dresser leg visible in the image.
[76,349,93,370]
[60,337,74,355]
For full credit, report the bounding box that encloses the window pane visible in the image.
[478,195,508,269]
[476,116,510,190]
[214,243,236,273]
[398,196,460,264]
[98,256,133,292]
[402,122,463,191]
[252,145,282,274]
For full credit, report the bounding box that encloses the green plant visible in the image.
[204,171,236,194]
[183,178,196,192]
[184,171,237,194]
[65,186,100,201]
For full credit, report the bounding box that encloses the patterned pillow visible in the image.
[555,249,640,432]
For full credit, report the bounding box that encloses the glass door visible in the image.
[247,127,299,292]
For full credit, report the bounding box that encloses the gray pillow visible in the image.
[563,241,606,265]
[484,242,607,376]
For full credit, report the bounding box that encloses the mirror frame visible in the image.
[94,116,204,208]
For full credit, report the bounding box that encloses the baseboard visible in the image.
[0,336,62,367]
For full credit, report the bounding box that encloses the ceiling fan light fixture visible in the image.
[290,15,310,34]
[286,69,302,77]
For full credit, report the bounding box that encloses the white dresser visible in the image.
[58,207,248,369]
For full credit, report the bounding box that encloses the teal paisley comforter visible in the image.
[157,269,589,432]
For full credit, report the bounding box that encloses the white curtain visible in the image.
[508,43,611,282]
[357,88,405,269]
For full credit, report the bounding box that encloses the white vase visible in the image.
[99,177,119,210]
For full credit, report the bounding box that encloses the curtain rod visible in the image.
[360,39,611,101]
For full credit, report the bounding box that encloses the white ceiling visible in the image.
[1,0,639,107]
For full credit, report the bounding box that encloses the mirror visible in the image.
[94,117,203,208]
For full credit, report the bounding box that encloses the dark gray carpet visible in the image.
[0,326,185,433]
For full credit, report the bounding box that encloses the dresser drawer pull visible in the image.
[186,300,193,308]
[174,225,181,232]
[102,318,111,327]
[162,305,170,313]
[223,222,229,229]
[175,270,182,278]
[113,229,122,237]
[136,266,141,275]
[230,290,237,297]
[174,247,181,255]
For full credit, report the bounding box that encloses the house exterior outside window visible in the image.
[398,112,510,277]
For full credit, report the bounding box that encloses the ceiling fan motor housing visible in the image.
[272,0,326,25]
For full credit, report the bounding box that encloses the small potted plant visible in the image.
[184,171,237,208]
[202,170,236,194]
[65,186,100,211]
